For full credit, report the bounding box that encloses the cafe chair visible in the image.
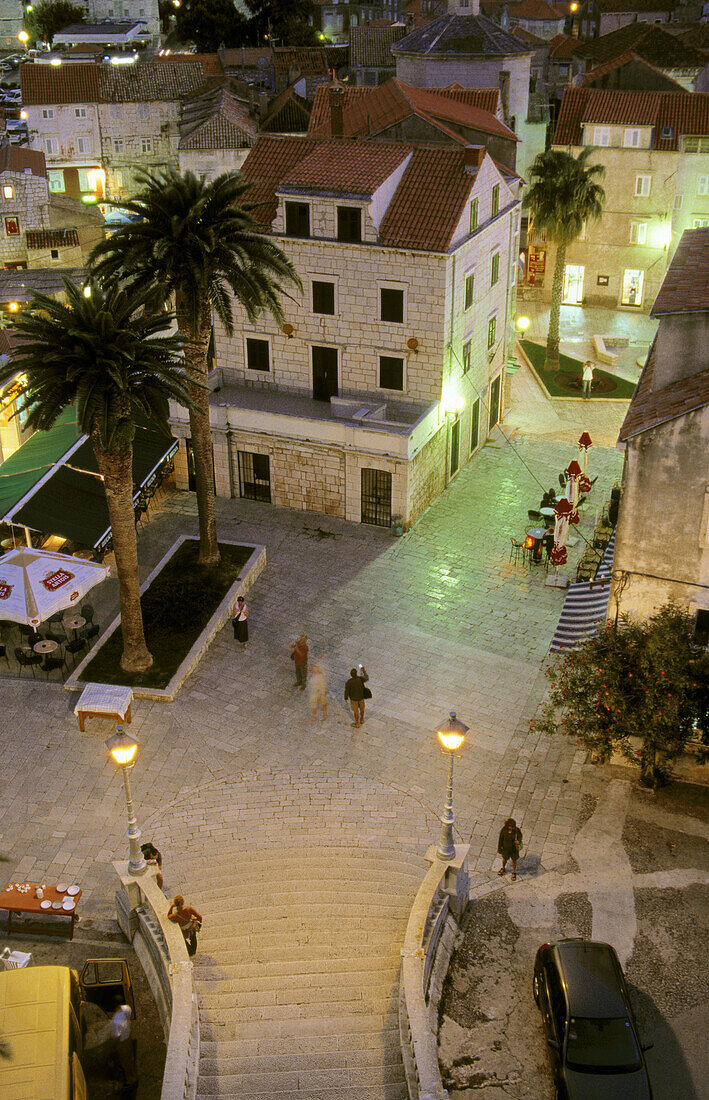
[18,624,40,646]
[509,538,526,565]
[65,638,88,667]
[80,604,94,624]
[42,628,65,647]
[15,647,42,677]
[81,623,100,646]
[527,509,543,526]
[0,643,9,667]
[41,654,65,681]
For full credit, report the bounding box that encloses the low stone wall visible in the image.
[114,863,199,1100]
[66,536,266,701]
[399,845,470,1100]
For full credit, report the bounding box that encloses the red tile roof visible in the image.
[26,228,79,249]
[179,86,257,151]
[239,135,312,227]
[509,0,566,18]
[259,86,312,135]
[652,227,709,315]
[0,145,45,178]
[219,47,272,69]
[553,88,709,150]
[582,51,686,91]
[20,62,100,105]
[239,135,507,252]
[349,24,408,68]
[573,22,707,69]
[308,78,507,140]
[308,84,369,132]
[618,340,709,440]
[273,46,329,76]
[280,140,412,195]
[548,33,579,60]
[153,52,224,76]
[378,145,476,250]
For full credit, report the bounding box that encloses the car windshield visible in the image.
[566,1017,641,1073]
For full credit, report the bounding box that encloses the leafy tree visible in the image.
[26,0,85,45]
[89,169,301,566]
[523,148,605,371]
[0,282,192,673]
[246,0,318,45]
[175,0,249,51]
[534,605,709,788]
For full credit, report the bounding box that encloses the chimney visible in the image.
[463,144,484,170]
[258,90,269,118]
[329,86,344,137]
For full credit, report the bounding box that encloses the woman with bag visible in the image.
[497,818,523,881]
[231,595,248,647]
[168,895,202,957]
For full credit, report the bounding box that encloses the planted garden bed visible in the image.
[520,340,637,400]
[75,538,256,693]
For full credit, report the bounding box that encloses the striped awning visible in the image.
[549,532,616,653]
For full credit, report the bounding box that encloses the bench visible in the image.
[74,683,133,731]
[592,335,618,367]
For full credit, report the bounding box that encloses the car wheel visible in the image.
[532,971,540,1005]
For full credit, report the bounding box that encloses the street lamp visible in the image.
[105,726,146,876]
[516,315,531,334]
[18,30,29,44]
[435,711,468,860]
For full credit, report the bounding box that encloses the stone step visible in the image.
[196,1079,408,1099]
[196,969,399,998]
[194,900,410,922]
[198,1028,402,1059]
[198,1047,404,1076]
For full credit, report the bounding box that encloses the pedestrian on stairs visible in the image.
[168,895,202,957]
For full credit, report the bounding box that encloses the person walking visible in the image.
[168,895,202,957]
[290,634,308,689]
[231,595,248,647]
[357,663,371,721]
[308,663,328,721]
[344,667,366,728]
[582,360,594,399]
[497,818,523,881]
[109,1001,137,1085]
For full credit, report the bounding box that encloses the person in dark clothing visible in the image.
[497,818,523,881]
[344,668,365,728]
[290,634,308,689]
[141,842,163,889]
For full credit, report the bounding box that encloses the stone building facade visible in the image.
[170,135,522,529]
[529,87,709,312]
[611,228,709,635]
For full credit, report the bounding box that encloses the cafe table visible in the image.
[33,639,58,655]
[527,527,547,563]
[540,507,556,527]
[63,614,86,639]
[0,881,82,940]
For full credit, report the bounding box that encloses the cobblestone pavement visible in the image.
[439,769,709,1100]
[0,403,628,1095]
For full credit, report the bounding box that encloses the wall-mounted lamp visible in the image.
[407,337,419,353]
[282,323,295,338]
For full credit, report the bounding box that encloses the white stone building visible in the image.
[20,60,206,205]
[170,135,522,528]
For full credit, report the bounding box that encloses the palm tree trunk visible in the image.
[545,241,567,372]
[93,439,153,674]
[177,298,220,566]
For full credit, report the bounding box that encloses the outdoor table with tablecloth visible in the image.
[0,882,82,940]
[74,683,133,731]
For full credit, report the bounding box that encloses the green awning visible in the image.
[0,406,81,519]
[16,466,112,549]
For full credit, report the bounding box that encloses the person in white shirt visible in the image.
[582,360,594,399]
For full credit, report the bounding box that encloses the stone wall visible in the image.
[407,422,446,525]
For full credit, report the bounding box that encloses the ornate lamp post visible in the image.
[435,711,469,860]
[105,726,146,876]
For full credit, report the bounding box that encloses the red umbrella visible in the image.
[550,496,573,566]
[577,432,593,494]
[565,460,582,524]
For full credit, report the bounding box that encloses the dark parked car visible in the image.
[533,939,653,1099]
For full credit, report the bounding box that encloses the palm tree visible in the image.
[89,169,302,566]
[0,281,191,673]
[523,148,606,371]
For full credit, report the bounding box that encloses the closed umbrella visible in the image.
[577,432,593,494]
[550,496,573,567]
[0,547,109,626]
[565,460,582,525]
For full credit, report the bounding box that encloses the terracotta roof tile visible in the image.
[549,33,579,60]
[272,46,329,76]
[676,25,709,53]
[218,47,272,69]
[179,84,257,150]
[20,62,100,105]
[279,140,412,195]
[652,227,709,315]
[349,24,407,68]
[596,0,678,10]
[308,78,505,139]
[508,0,565,19]
[0,145,45,178]
[392,12,536,58]
[510,24,548,46]
[574,22,707,69]
[239,135,312,227]
[308,84,369,132]
[26,228,79,249]
[618,340,709,440]
[378,145,474,250]
[153,52,224,76]
[554,88,709,149]
[582,50,686,90]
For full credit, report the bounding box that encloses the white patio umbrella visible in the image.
[0,547,109,626]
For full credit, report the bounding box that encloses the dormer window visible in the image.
[593,126,610,146]
[623,128,640,147]
[660,125,673,140]
[285,201,310,237]
[337,206,361,243]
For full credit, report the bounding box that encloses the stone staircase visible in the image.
[169,845,426,1098]
[148,763,438,1097]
